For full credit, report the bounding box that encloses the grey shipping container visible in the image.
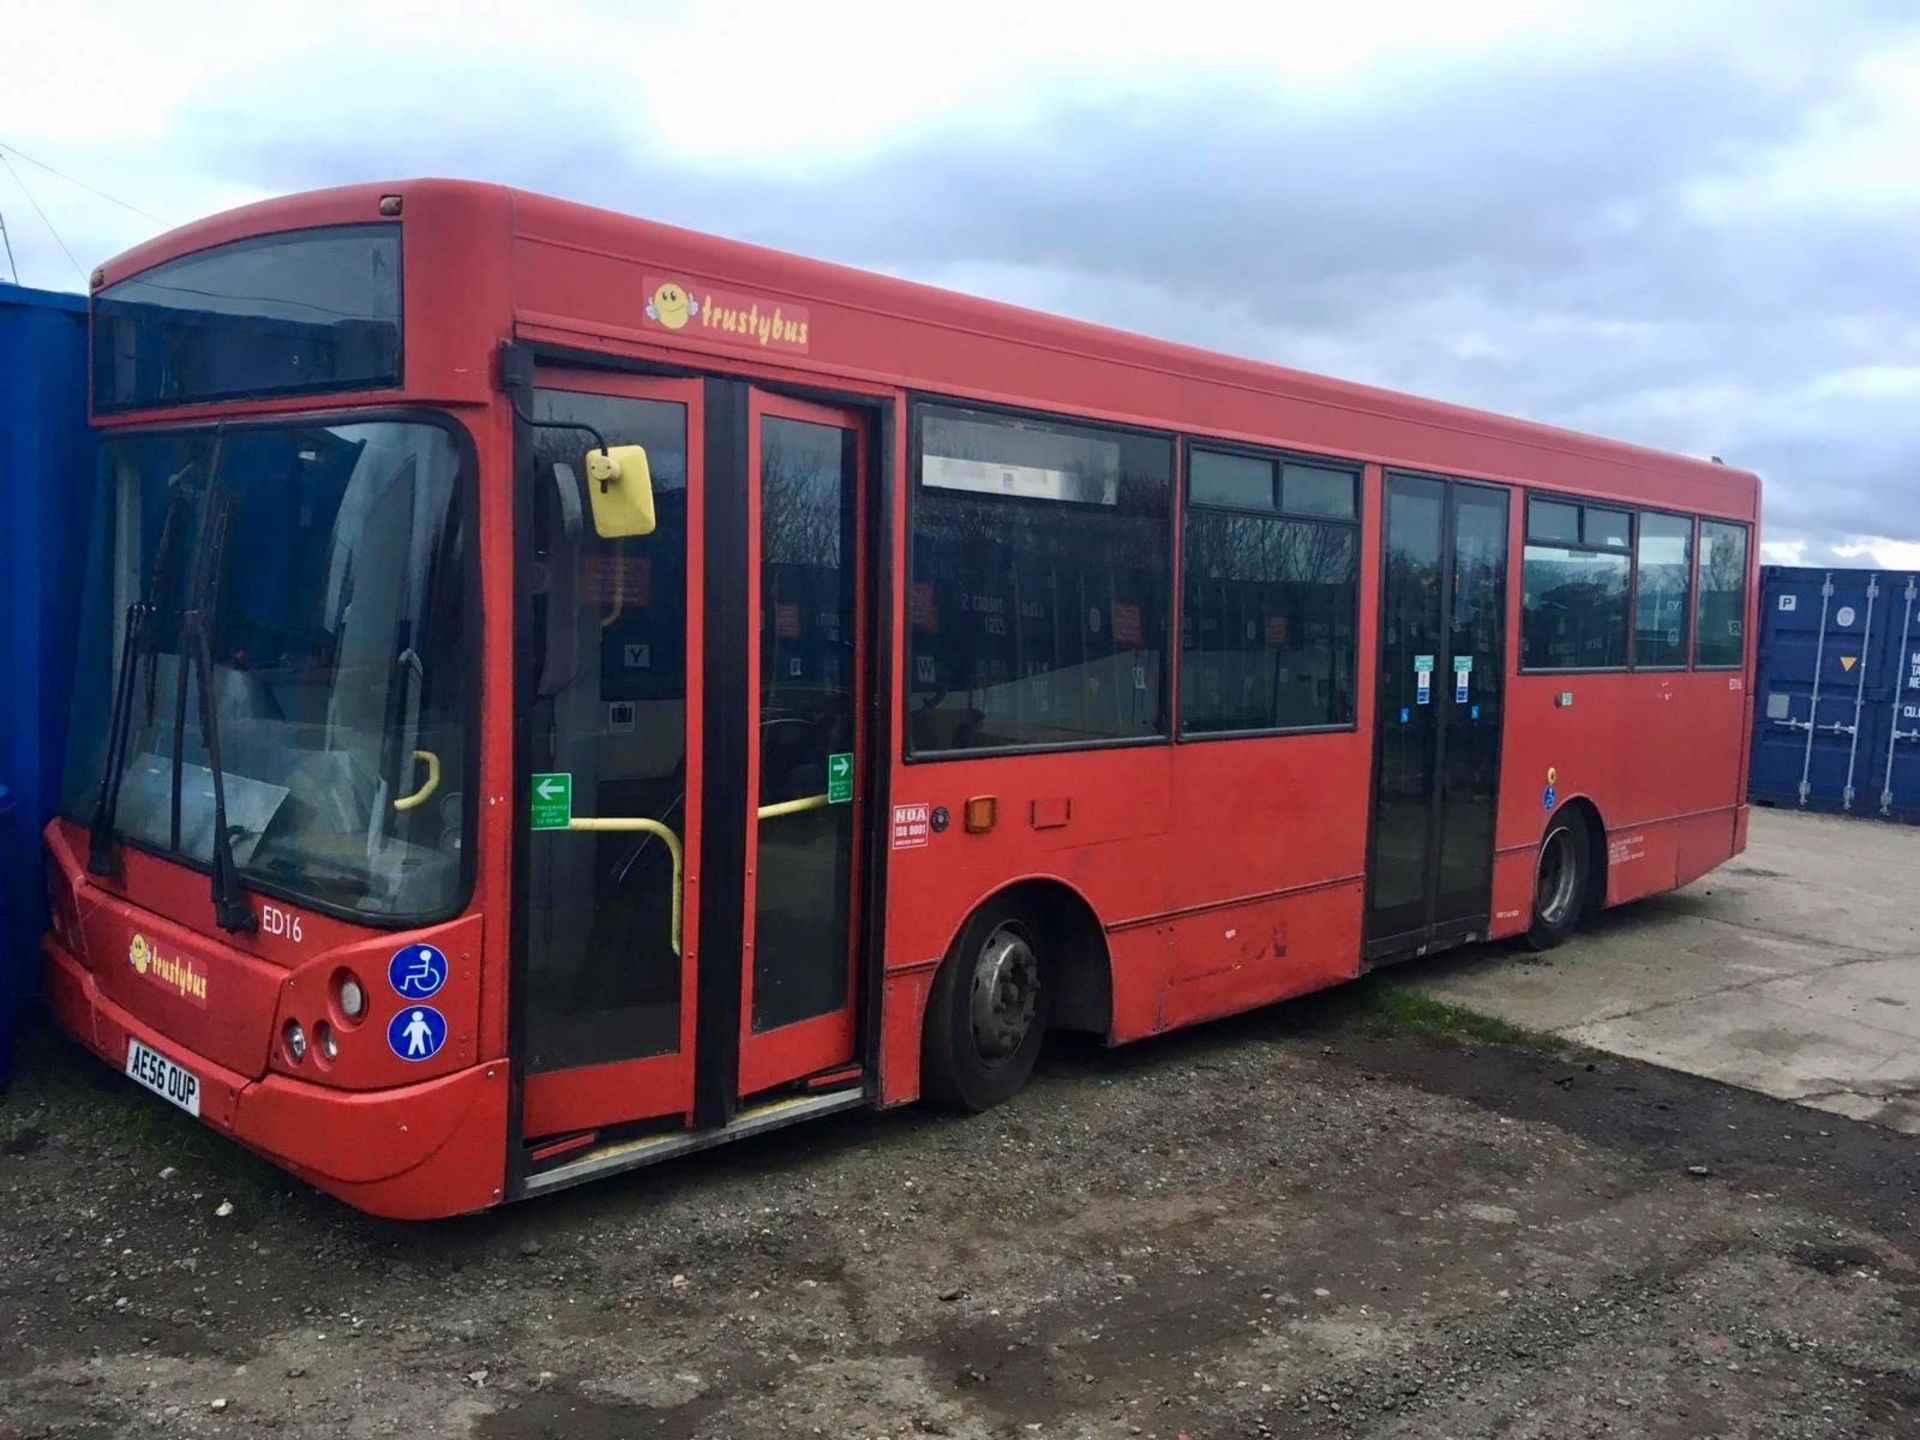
[1749,564,1920,821]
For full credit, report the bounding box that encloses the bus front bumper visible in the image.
[44,936,508,1220]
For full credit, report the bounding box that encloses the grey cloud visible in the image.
[172,3,1920,557]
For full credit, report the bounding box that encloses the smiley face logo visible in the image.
[129,933,151,974]
[646,281,699,331]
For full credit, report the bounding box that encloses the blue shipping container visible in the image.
[1750,564,1920,821]
[1,282,96,1086]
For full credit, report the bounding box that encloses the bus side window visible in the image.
[1694,520,1749,668]
[1634,512,1693,668]
[1520,497,1631,671]
[1180,447,1360,735]
[908,402,1173,754]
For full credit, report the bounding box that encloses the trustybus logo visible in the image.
[642,275,810,353]
[128,932,210,1008]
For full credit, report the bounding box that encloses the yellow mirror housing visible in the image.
[583,445,657,537]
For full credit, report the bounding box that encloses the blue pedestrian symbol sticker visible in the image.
[388,1005,447,1062]
[388,943,447,1000]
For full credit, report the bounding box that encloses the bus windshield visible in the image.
[60,416,472,923]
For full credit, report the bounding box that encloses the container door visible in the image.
[1365,474,1508,959]
[1870,574,1920,820]
[1751,570,1886,813]
[737,391,866,1097]
[1750,567,1828,807]
[515,374,703,1139]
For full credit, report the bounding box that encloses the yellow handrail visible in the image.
[757,793,830,820]
[565,816,683,955]
[599,541,626,629]
[393,750,441,812]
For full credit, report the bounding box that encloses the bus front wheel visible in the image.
[1524,813,1590,952]
[922,895,1049,1112]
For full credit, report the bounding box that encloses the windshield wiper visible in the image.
[88,468,198,879]
[180,483,257,934]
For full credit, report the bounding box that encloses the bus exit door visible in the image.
[1364,474,1509,961]
[736,392,866,1097]
[512,371,868,1161]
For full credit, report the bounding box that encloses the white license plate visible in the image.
[124,1038,201,1118]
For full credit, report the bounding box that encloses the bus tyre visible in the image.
[923,896,1049,1113]
[1524,812,1590,952]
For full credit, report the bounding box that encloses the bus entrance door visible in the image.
[736,392,867,1099]
[512,375,869,1175]
[1365,474,1509,961]
[516,375,705,1140]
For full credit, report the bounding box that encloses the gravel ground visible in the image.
[2,975,1916,1439]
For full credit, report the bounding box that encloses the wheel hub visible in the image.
[1536,828,1578,927]
[969,925,1039,1064]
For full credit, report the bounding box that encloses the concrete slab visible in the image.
[1409,807,1920,1133]
[1573,986,1920,1133]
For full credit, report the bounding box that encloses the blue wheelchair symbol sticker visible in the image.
[387,1005,447,1062]
[1543,784,1557,812]
[388,943,447,1000]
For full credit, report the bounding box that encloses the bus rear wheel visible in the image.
[1524,813,1590,951]
[922,895,1049,1112]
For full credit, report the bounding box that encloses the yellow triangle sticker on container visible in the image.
[1840,655,1858,672]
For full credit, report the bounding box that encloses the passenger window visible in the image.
[1634,512,1692,668]
[1280,462,1357,519]
[1180,445,1360,735]
[1695,520,1749,668]
[908,403,1172,754]
[1583,507,1631,550]
[1190,449,1274,509]
[1522,496,1630,670]
[1529,500,1580,544]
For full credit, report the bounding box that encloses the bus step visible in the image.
[527,1130,600,1165]
[800,1064,863,1092]
[516,1087,867,1200]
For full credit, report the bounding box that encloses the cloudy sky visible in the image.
[4,1,1915,563]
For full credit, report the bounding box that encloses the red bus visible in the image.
[44,181,1759,1218]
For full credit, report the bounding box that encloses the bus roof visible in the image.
[97,178,1759,519]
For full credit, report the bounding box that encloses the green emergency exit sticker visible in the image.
[827,753,854,805]
[531,773,573,830]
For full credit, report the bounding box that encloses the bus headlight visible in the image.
[315,1022,338,1063]
[46,857,83,960]
[336,973,366,1021]
[283,1020,308,1064]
